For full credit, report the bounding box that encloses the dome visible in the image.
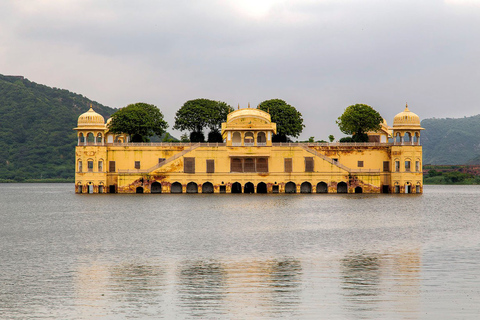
[393,104,421,127]
[226,107,271,123]
[77,106,105,128]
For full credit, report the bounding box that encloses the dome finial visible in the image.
[248,102,250,108]
[237,103,239,110]
[405,103,409,111]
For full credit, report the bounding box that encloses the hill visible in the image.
[0,74,115,181]
[421,115,480,165]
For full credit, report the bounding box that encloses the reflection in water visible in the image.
[341,253,382,314]
[74,261,165,318]
[177,258,302,318]
[341,250,421,318]
[177,260,228,318]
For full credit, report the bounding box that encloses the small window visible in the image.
[135,161,141,169]
[256,158,268,172]
[333,158,338,162]
[357,161,364,168]
[231,158,243,172]
[305,157,314,172]
[158,158,166,163]
[244,158,255,172]
[284,158,292,173]
[383,161,390,172]
[98,161,103,172]
[395,161,400,172]
[184,157,195,173]
[98,185,103,193]
[206,159,215,173]
[109,161,116,172]
[88,161,93,172]
[405,161,411,172]
[96,133,102,143]
[416,161,420,172]
[78,161,83,172]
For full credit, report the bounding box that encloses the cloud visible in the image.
[1,0,480,140]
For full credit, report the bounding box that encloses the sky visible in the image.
[1,0,479,140]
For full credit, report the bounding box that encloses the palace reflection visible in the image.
[340,249,421,318]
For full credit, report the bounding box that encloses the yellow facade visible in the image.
[74,105,423,194]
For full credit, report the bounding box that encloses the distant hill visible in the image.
[421,115,480,165]
[0,74,115,181]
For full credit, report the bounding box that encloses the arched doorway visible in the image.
[231,182,242,193]
[187,182,198,193]
[285,182,296,193]
[355,186,363,194]
[202,182,214,194]
[316,182,328,193]
[257,132,266,145]
[244,182,254,194]
[337,182,348,193]
[136,187,144,194]
[300,182,312,193]
[151,182,162,194]
[232,132,241,146]
[171,182,182,193]
[257,182,267,194]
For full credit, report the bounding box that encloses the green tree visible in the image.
[336,104,383,142]
[258,99,305,142]
[173,99,233,142]
[108,103,168,142]
[328,135,335,143]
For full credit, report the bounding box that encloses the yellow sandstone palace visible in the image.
[74,105,423,194]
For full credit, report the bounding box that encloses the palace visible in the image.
[74,105,423,194]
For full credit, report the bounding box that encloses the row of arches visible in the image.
[231,131,267,146]
[394,132,420,144]
[135,181,361,194]
[77,132,129,145]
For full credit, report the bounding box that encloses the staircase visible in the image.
[145,143,201,173]
[300,144,352,172]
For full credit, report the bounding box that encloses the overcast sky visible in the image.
[1,0,479,140]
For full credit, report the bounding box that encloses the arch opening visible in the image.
[355,186,363,194]
[136,187,144,194]
[300,182,312,193]
[202,182,214,194]
[186,182,198,193]
[231,182,242,194]
[337,182,348,193]
[171,182,183,194]
[316,182,328,193]
[257,182,267,194]
[151,182,162,194]
[285,182,296,194]
[244,182,254,194]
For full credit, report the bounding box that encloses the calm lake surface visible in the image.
[1,184,479,319]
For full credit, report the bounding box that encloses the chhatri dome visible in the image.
[76,106,106,128]
[393,104,422,128]
[226,103,272,124]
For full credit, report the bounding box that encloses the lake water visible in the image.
[1,184,479,319]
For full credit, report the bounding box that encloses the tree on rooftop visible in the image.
[336,104,383,142]
[258,99,305,142]
[107,103,168,142]
[173,99,233,142]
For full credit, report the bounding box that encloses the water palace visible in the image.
[74,105,423,194]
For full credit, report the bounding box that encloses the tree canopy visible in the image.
[258,99,305,142]
[173,99,233,142]
[108,103,168,142]
[336,104,383,142]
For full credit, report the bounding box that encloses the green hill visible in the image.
[421,115,480,165]
[0,74,115,181]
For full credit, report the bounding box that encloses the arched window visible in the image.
[151,182,162,194]
[96,133,103,144]
[232,132,241,146]
[257,132,266,146]
[395,132,401,144]
[171,182,183,193]
[337,182,348,193]
[77,160,83,172]
[87,132,95,144]
[78,133,85,144]
[244,132,254,146]
[98,160,103,172]
[285,182,296,193]
[202,182,214,194]
[404,132,411,143]
[186,182,198,193]
[316,182,328,193]
[413,132,420,144]
[300,182,312,193]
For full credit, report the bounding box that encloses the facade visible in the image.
[74,105,423,194]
